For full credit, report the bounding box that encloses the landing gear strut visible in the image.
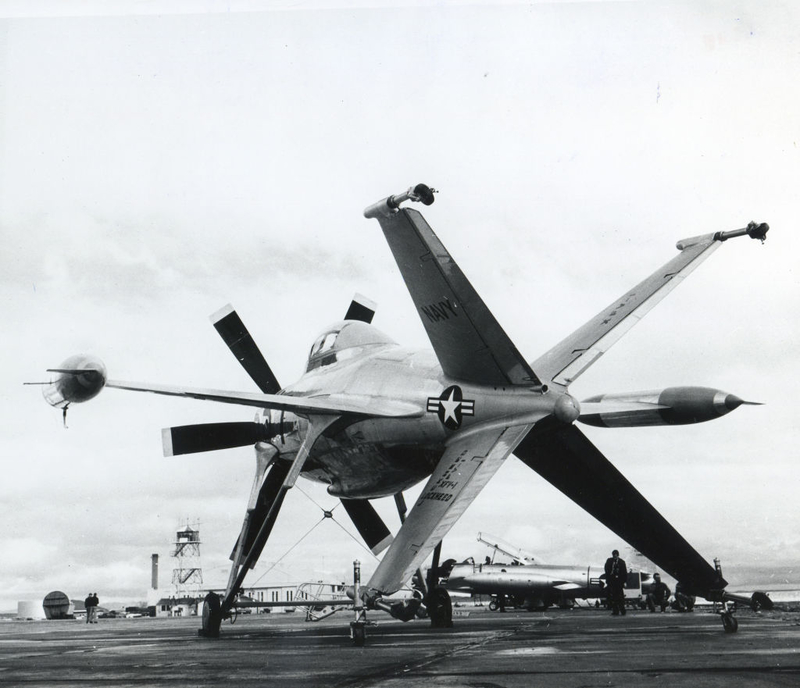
[350,559,368,647]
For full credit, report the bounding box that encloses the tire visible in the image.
[199,592,222,638]
[429,587,453,628]
[722,612,739,633]
[351,623,366,647]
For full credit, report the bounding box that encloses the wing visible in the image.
[105,380,423,418]
[513,418,726,597]
[365,423,533,596]
[368,206,542,387]
[532,233,722,386]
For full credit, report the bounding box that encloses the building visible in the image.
[153,581,347,617]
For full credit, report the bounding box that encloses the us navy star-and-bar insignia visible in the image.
[426,385,475,430]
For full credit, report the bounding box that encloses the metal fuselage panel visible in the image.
[266,344,443,499]
[266,331,557,499]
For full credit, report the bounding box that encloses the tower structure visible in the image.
[171,523,203,598]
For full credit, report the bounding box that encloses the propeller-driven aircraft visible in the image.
[36,184,769,642]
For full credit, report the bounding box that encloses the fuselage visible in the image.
[262,320,565,499]
[445,562,606,596]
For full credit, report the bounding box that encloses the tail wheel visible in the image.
[351,622,366,647]
[199,592,223,638]
[721,611,739,633]
[429,587,453,628]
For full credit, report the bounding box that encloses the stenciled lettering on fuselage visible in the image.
[426,385,475,430]
[420,298,458,323]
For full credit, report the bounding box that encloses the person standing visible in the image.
[84,593,93,624]
[90,593,99,623]
[604,549,628,616]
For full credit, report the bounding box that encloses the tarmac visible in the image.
[1,606,799,687]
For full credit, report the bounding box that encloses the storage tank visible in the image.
[42,591,74,619]
[17,600,45,620]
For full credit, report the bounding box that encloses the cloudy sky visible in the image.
[1,1,798,611]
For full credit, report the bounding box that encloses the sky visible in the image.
[1,0,798,612]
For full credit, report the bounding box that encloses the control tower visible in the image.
[171,524,203,598]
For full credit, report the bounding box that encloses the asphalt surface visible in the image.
[1,606,799,687]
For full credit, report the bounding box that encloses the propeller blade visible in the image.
[344,293,376,324]
[340,498,393,555]
[210,304,281,394]
[162,421,267,457]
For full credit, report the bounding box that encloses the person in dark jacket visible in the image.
[604,550,628,616]
[84,594,93,624]
[87,593,99,623]
[647,573,671,612]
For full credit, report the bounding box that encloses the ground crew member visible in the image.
[647,573,671,612]
[604,549,628,616]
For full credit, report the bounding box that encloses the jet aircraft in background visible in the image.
[36,184,770,642]
[442,533,650,611]
[442,534,773,615]
[444,558,619,610]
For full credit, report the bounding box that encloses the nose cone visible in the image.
[715,392,761,416]
[724,394,744,411]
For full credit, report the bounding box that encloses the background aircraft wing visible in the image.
[514,418,726,597]
[365,422,533,596]
[106,380,423,418]
[531,233,722,387]
[371,207,542,387]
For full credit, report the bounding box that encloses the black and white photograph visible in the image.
[1,1,798,685]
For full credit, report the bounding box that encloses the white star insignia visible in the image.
[439,388,462,425]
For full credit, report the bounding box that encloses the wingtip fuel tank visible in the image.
[43,355,107,408]
[578,386,758,428]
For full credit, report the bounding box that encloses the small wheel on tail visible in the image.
[429,587,453,628]
[199,592,223,638]
[350,622,366,647]
[721,611,739,633]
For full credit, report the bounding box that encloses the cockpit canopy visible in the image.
[306,321,396,372]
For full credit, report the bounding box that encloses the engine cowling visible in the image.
[43,355,107,408]
[578,386,751,428]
